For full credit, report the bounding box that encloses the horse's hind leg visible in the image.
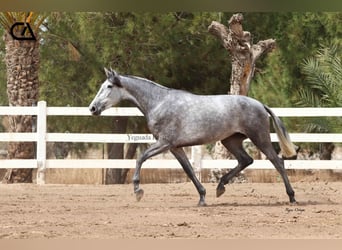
[170,147,207,206]
[249,134,296,203]
[216,133,254,198]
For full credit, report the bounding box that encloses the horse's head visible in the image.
[89,68,123,115]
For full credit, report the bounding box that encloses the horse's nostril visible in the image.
[90,106,96,113]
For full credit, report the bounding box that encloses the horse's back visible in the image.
[161,91,268,127]
[193,94,267,119]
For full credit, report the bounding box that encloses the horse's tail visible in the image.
[264,105,298,158]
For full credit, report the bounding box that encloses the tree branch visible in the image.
[208,21,229,49]
[208,13,276,95]
[251,39,276,63]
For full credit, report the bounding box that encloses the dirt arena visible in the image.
[0,181,341,239]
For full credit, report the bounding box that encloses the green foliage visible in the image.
[298,44,341,107]
[38,12,232,137]
[249,50,294,107]
[0,12,340,144]
[247,12,341,107]
[297,43,342,135]
[278,12,341,92]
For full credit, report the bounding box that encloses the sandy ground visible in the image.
[0,181,341,239]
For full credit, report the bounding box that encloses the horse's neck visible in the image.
[120,76,169,116]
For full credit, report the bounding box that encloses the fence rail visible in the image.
[0,101,341,184]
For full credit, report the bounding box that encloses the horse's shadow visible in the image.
[206,200,339,208]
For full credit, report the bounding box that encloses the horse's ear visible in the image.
[110,67,118,76]
[104,67,111,78]
[104,67,122,87]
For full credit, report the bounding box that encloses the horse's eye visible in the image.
[107,85,113,89]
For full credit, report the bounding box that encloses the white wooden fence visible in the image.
[0,101,341,184]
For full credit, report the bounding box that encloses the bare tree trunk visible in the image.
[208,13,276,181]
[105,117,128,184]
[320,143,335,160]
[105,117,138,184]
[2,32,39,183]
[121,143,138,183]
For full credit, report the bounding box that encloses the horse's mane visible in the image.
[125,75,170,90]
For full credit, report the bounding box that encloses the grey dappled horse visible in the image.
[89,68,298,206]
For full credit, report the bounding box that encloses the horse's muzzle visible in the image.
[89,105,101,116]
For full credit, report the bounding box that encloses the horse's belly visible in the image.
[174,122,236,147]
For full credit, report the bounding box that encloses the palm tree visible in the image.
[298,43,342,159]
[0,12,46,183]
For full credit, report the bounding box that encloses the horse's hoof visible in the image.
[135,189,144,202]
[216,184,225,198]
[289,197,297,205]
[198,200,207,207]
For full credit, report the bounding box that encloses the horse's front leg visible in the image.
[132,158,145,201]
[132,141,170,201]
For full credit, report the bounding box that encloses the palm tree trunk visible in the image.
[2,32,39,183]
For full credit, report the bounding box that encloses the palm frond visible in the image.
[0,12,15,30]
[299,43,341,138]
[0,12,47,34]
[44,32,82,61]
[29,13,48,34]
[297,88,320,107]
[305,122,329,133]
[67,42,81,61]
[300,43,342,107]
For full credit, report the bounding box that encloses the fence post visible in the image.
[36,101,47,184]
